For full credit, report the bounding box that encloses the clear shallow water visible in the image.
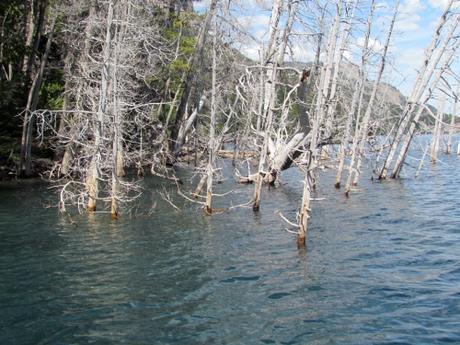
[1,142,460,344]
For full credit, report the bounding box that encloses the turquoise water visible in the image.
[1,148,460,344]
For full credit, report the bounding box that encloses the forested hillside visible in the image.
[0,0,201,176]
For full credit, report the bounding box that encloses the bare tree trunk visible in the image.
[175,94,206,151]
[335,80,360,188]
[309,5,325,96]
[60,146,73,175]
[24,0,48,85]
[324,1,357,142]
[310,2,341,155]
[252,0,283,211]
[343,87,365,196]
[60,3,97,176]
[86,159,98,212]
[430,97,445,163]
[415,143,429,177]
[170,0,217,154]
[446,88,458,154]
[343,0,375,195]
[205,14,217,214]
[87,0,114,212]
[19,14,56,176]
[22,0,35,74]
[352,0,398,186]
[297,153,313,248]
[276,0,298,65]
[390,37,459,178]
[59,83,79,176]
[293,3,346,244]
[379,1,457,179]
[252,61,278,211]
[256,51,265,132]
[111,4,123,219]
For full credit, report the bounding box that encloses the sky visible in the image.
[389,0,453,95]
[193,0,455,97]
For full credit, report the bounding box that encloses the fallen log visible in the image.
[218,150,257,159]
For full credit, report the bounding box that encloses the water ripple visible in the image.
[1,139,460,344]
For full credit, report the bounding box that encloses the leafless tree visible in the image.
[378,0,459,179]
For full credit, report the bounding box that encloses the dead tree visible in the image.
[204,9,218,214]
[446,87,458,154]
[44,0,171,215]
[430,97,445,163]
[251,0,284,211]
[390,35,460,178]
[19,13,57,176]
[85,0,115,212]
[170,0,218,155]
[293,2,344,245]
[22,0,48,85]
[378,0,458,179]
[344,0,398,195]
[323,1,357,145]
[309,1,342,156]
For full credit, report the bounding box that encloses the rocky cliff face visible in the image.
[283,60,460,129]
[377,83,406,106]
[340,59,406,106]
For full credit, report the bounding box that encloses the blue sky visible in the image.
[388,0,452,95]
[193,0,453,97]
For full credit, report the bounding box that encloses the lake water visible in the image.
[1,141,460,344]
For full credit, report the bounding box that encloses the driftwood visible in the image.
[218,150,257,159]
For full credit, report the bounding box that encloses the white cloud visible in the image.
[357,37,383,53]
[401,0,425,12]
[251,0,271,10]
[394,0,425,34]
[237,14,270,31]
[192,0,210,12]
[426,0,456,9]
[395,0,425,33]
[396,14,421,32]
[397,47,425,69]
[289,45,315,63]
[240,42,262,61]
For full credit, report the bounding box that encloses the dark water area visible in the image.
[1,136,460,344]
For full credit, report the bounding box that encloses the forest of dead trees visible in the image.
[1,0,460,247]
